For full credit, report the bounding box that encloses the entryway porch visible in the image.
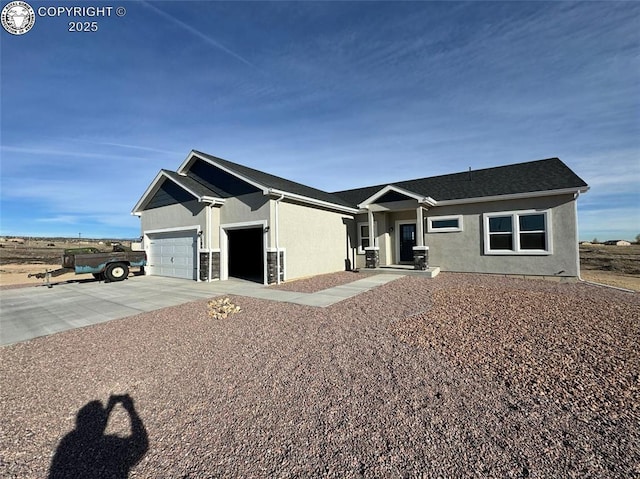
[356,185,437,273]
[371,264,441,278]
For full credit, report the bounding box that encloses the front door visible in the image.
[399,224,416,263]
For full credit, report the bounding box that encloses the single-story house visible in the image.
[132,150,589,284]
[604,240,631,246]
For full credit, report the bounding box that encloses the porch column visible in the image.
[365,207,379,268]
[416,206,425,247]
[413,206,429,270]
[368,208,376,247]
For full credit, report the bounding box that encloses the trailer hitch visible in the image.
[28,268,73,288]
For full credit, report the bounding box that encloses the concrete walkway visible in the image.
[0,274,404,346]
[208,274,405,307]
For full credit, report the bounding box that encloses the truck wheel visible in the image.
[105,263,129,282]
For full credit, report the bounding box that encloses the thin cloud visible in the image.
[140,1,258,70]
[1,145,153,163]
[63,138,182,156]
[35,215,80,224]
[568,150,640,192]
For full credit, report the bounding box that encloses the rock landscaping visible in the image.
[1,273,638,478]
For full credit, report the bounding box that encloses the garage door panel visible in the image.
[147,231,197,280]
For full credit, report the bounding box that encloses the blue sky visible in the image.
[1,1,638,241]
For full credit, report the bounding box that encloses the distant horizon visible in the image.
[1,235,140,241]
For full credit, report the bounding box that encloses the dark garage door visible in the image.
[227,228,264,283]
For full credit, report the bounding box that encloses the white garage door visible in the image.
[147,231,197,280]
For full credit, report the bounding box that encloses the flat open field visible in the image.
[0,238,134,264]
[0,238,132,287]
[579,244,640,291]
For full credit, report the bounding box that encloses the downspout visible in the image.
[208,204,213,281]
[274,192,285,284]
[574,191,584,283]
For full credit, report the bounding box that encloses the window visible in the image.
[484,210,552,255]
[357,222,377,254]
[488,216,513,250]
[427,215,463,233]
[519,214,547,250]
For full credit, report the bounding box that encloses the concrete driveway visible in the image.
[0,273,404,347]
[0,276,234,347]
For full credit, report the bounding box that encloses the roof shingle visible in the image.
[332,158,588,206]
[165,152,588,210]
[192,150,355,208]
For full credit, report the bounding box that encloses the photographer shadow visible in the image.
[48,394,149,479]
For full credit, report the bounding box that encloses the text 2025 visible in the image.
[68,22,98,32]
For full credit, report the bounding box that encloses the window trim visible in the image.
[427,214,463,233]
[357,221,377,254]
[483,209,553,255]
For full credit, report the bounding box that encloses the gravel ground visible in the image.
[1,273,638,478]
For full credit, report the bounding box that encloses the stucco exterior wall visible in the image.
[209,206,221,250]
[353,195,579,276]
[140,189,579,280]
[140,200,207,233]
[219,192,270,226]
[424,194,579,277]
[377,213,392,265]
[277,200,352,280]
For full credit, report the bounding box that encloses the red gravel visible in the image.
[1,273,638,478]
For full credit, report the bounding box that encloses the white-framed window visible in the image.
[483,210,552,255]
[427,214,463,233]
[357,221,377,254]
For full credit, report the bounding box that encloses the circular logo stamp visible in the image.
[1,1,35,35]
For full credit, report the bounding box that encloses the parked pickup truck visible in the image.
[28,245,147,287]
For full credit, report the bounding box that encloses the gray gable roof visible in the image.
[332,158,588,206]
[144,153,588,213]
[191,150,355,208]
